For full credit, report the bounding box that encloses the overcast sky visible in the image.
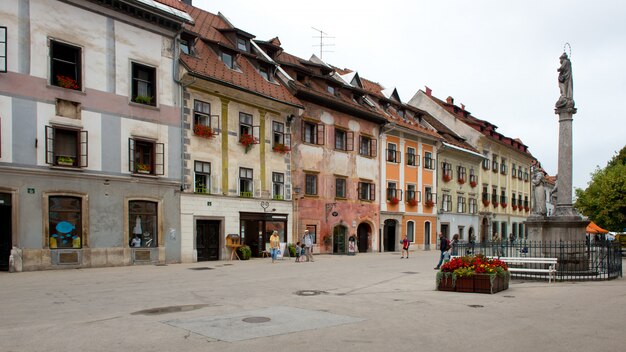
[194,0,625,190]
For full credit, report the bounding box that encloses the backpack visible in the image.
[445,238,451,251]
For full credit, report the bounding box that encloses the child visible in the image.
[300,243,306,261]
[295,242,301,262]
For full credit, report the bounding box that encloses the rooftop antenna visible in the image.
[312,27,334,60]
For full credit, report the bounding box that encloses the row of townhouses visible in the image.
[0,0,534,271]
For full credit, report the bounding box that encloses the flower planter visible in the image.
[437,274,455,291]
[454,277,474,292]
[57,161,74,167]
[470,181,477,188]
[137,170,150,174]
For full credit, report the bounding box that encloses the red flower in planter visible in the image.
[408,198,418,206]
[501,203,507,208]
[458,178,466,185]
[193,124,215,139]
[470,181,477,188]
[389,197,399,205]
[512,204,518,210]
[272,143,290,154]
[482,200,490,207]
[425,200,435,208]
[493,201,499,208]
[524,206,530,212]
[239,133,257,153]
[443,174,452,182]
[56,75,79,90]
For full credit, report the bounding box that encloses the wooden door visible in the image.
[197,220,220,261]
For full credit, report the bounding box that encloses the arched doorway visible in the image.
[424,221,431,250]
[333,225,348,254]
[357,223,370,253]
[468,227,475,242]
[383,219,397,252]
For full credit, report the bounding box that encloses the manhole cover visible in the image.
[189,267,214,270]
[132,304,209,315]
[503,295,515,298]
[294,290,326,296]
[467,304,484,308]
[242,316,271,323]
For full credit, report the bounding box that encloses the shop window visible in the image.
[194,161,211,194]
[335,177,347,199]
[48,196,82,249]
[131,62,156,106]
[302,120,325,145]
[129,138,164,175]
[45,126,88,168]
[358,181,376,201]
[334,128,353,151]
[359,135,376,157]
[305,173,317,196]
[272,172,284,200]
[129,201,157,248]
[239,167,253,198]
[50,40,81,90]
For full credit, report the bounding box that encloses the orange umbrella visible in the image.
[586,221,608,234]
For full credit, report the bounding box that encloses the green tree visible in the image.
[575,146,626,231]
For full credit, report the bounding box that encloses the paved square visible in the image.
[163,306,363,342]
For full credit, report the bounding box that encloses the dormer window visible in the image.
[327,85,335,95]
[180,32,196,55]
[259,66,270,81]
[398,109,405,118]
[237,37,247,51]
[221,51,234,69]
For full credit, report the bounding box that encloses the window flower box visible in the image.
[524,206,530,212]
[407,198,418,207]
[56,155,75,166]
[501,203,507,208]
[56,75,79,90]
[193,124,215,139]
[512,204,518,211]
[442,174,452,182]
[457,178,465,185]
[239,133,257,153]
[482,200,490,207]
[425,200,435,208]
[493,201,499,208]
[388,197,399,205]
[470,181,477,188]
[135,163,151,174]
[272,143,290,154]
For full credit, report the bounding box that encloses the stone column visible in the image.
[554,106,578,218]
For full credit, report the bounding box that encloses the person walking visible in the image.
[400,235,410,259]
[303,229,314,262]
[269,230,280,263]
[450,234,460,256]
[434,232,449,270]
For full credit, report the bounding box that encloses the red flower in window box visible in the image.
[493,201,499,208]
[501,203,507,208]
[272,143,290,154]
[524,206,530,212]
[56,75,79,90]
[482,200,490,207]
[425,200,435,208]
[408,198,418,206]
[389,197,399,205]
[470,181,477,188]
[442,174,452,182]
[193,124,215,139]
[458,178,465,185]
[512,204,518,211]
[239,133,257,153]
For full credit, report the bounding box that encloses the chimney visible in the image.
[425,86,432,96]
[446,96,454,104]
[181,0,192,5]
[460,103,465,110]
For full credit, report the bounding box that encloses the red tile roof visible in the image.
[423,90,533,157]
[176,4,302,107]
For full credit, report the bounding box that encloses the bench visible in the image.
[449,255,558,283]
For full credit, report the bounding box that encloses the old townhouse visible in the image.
[175,5,303,261]
[350,80,442,251]
[254,47,388,254]
[409,88,534,242]
[0,0,192,271]
[418,113,484,243]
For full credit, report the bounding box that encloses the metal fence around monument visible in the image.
[452,240,622,281]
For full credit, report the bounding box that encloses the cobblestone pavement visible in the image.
[1,251,624,352]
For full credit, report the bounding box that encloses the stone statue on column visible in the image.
[531,169,547,216]
[555,52,574,109]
